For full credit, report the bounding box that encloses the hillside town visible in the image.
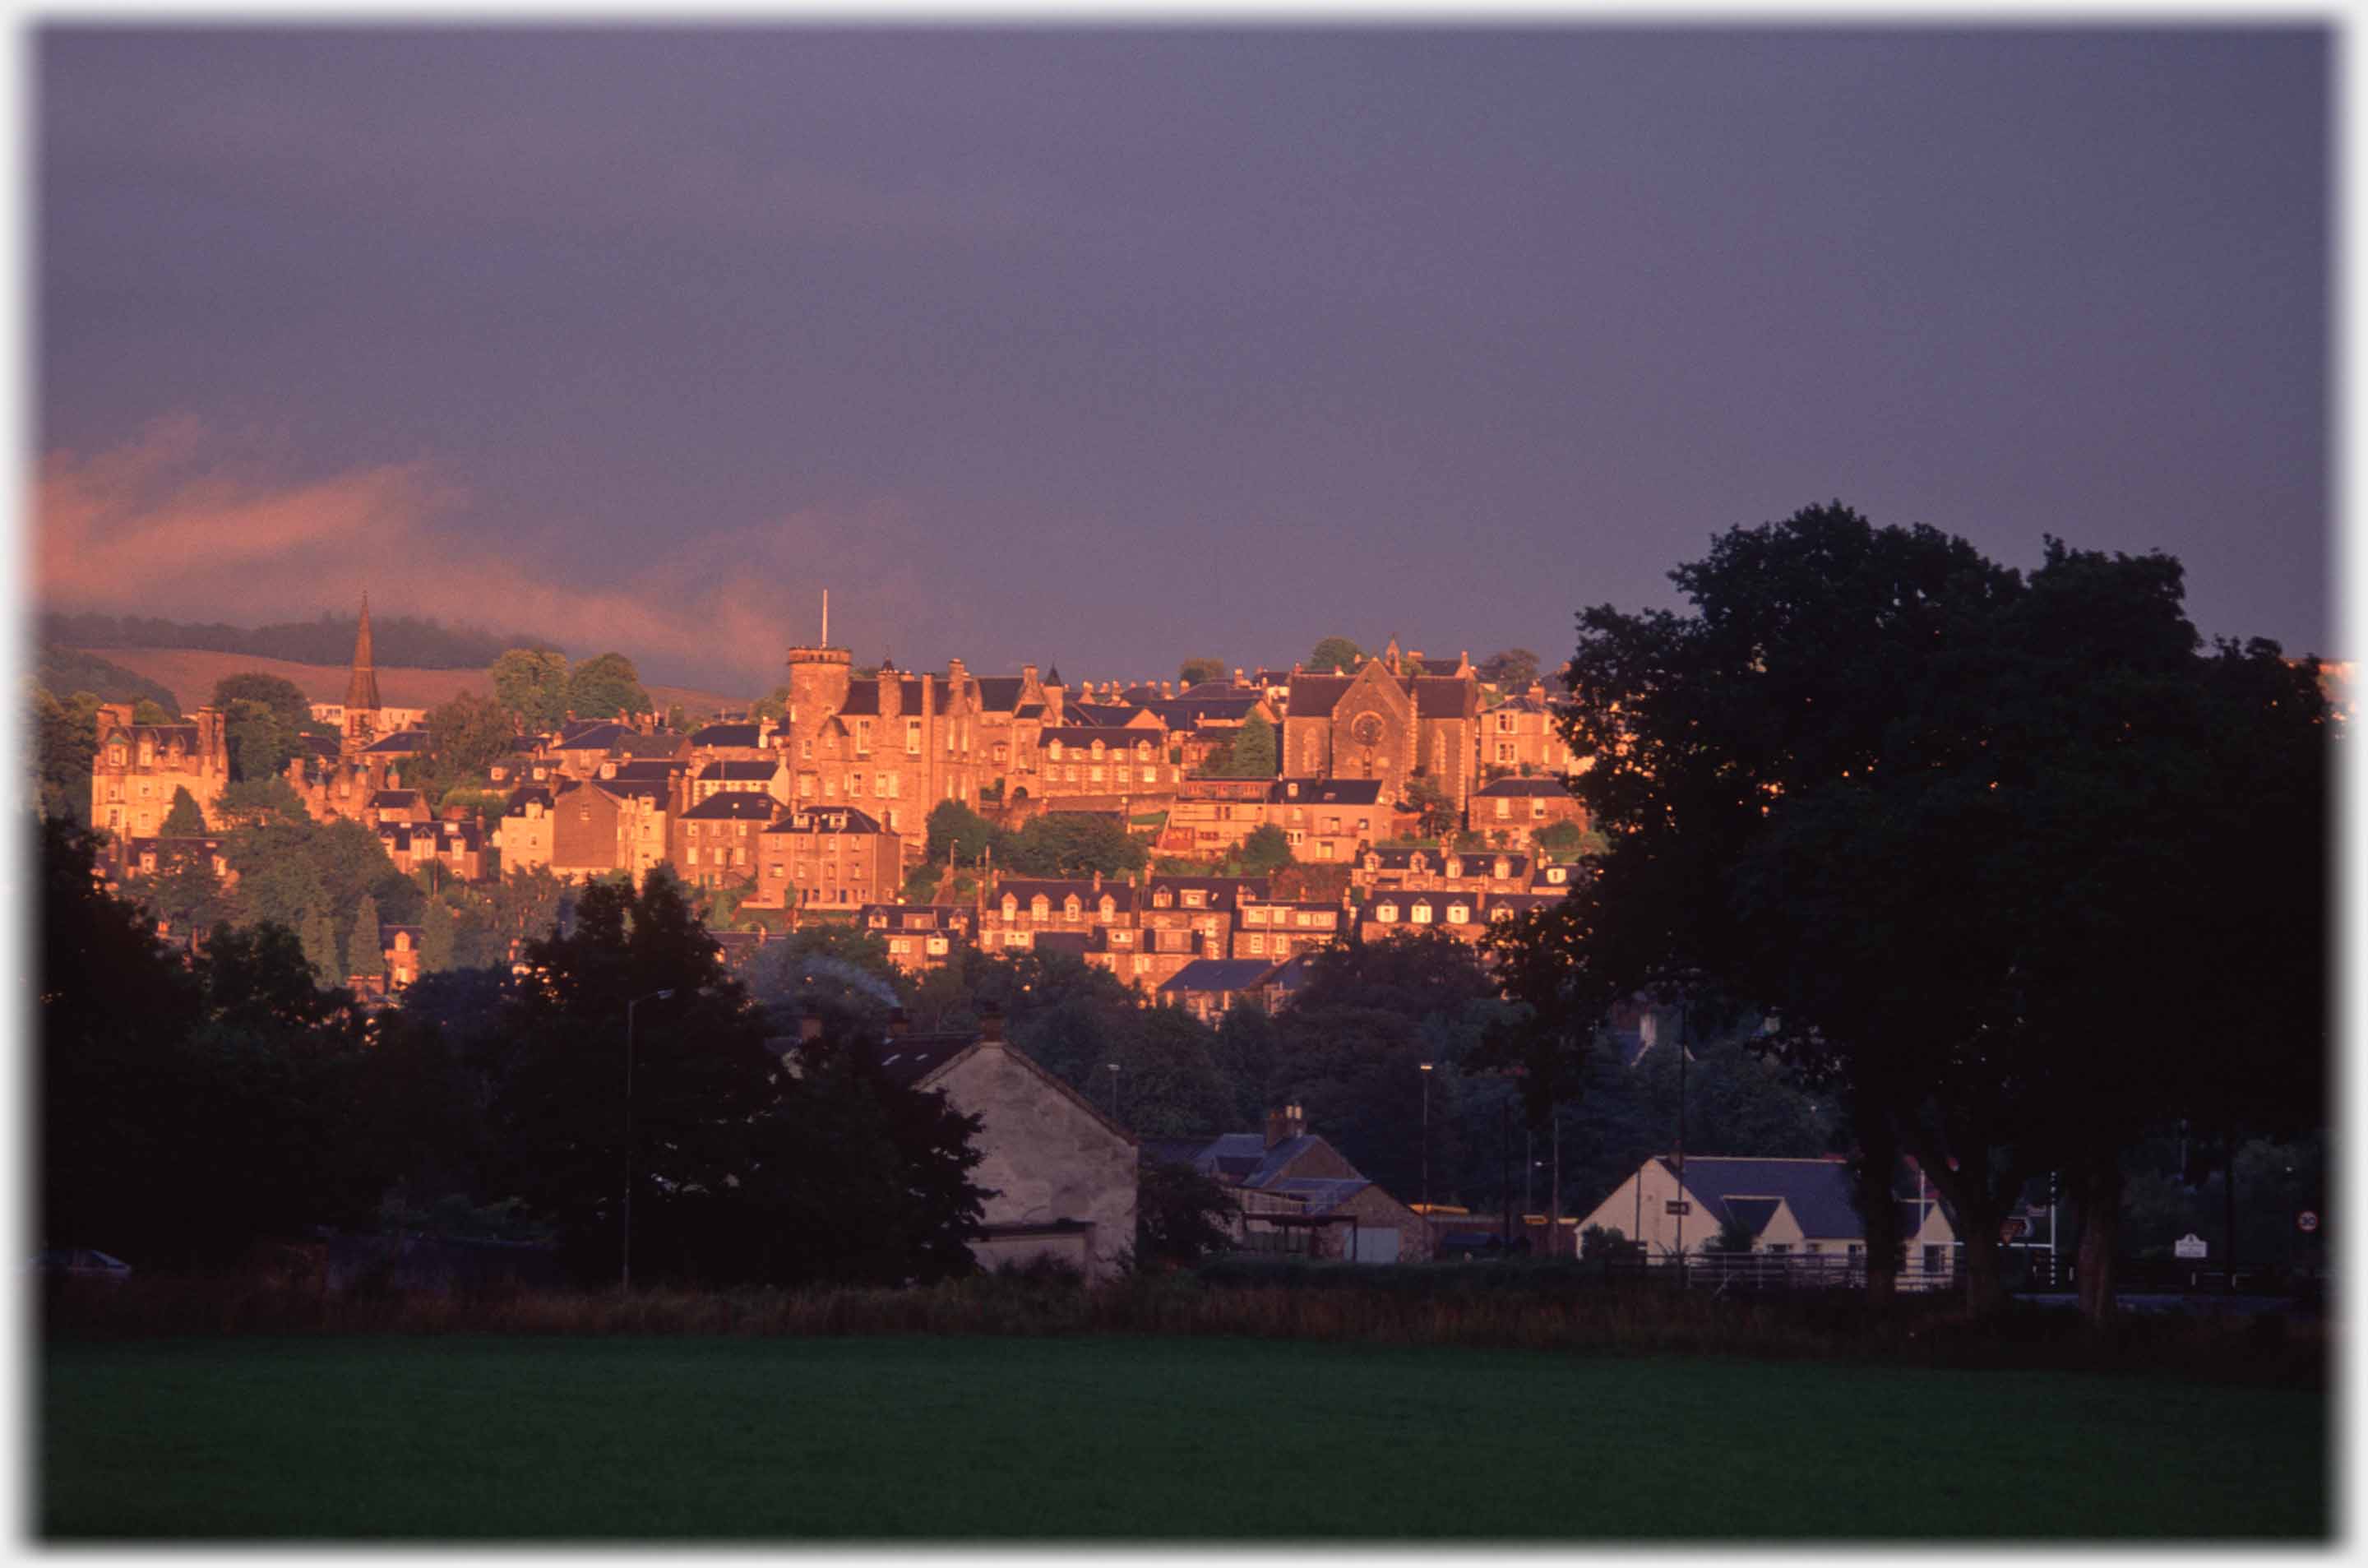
[83,598,1598,1011]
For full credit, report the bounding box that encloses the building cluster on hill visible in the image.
[86,600,1594,1010]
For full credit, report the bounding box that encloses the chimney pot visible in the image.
[798,1012,824,1042]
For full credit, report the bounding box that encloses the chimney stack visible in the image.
[798,1012,824,1043]
[978,1004,1004,1044]
[1265,1103,1306,1148]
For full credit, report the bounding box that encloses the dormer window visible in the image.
[1445,858,1462,878]
[1098,896,1115,921]
[1376,903,1399,923]
[1063,895,1082,919]
[1412,901,1435,924]
[1494,858,1510,878]
[1447,904,1470,924]
[1001,895,1019,918]
[1154,890,1172,908]
[1031,895,1051,921]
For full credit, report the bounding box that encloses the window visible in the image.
[1447,904,1470,924]
[926,936,948,955]
[1412,902,1434,924]
[1495,798,1511,819]
[1247,932,1265,955]
[1063,895,1082,919]
[1376,903,1399,923]
[907,719,923,754]
[1030,896,1051,921]
[1532,800,1548,820]
[855,719,872,753]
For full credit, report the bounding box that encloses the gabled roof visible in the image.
[690,723,765,748]
[1658,1157,1875,1242]
[369,789,423,809]
[596,779,671,807]
[1041,726,1159,749]
[679,792,778,821]
[1158,957,1283,994]
[502,784,556,816]
[834,677,928,718]
[554,722,628,749]
[697,759,782,781]
[1143,696,1262,728]
[604,758,684,782]
[1411,678,1476,719]
[857,1029,1136,1145]
[1063,703,1142,728]
[1283,675,1354,717]
[1148,874,1270,909]
[613,730,689,758]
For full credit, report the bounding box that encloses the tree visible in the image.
[1001,814,1147,878]
[1492,502,2332,1321]
[490,648,571,732]
[1136,1162,1238,1269]
[1178,657,1227,687]
[1309,636,1362,674]
[566,652,650,721]
[1398,775,1457,840]
[923,798,1006,867]
[32,687,104,824]
[1228,713,1278,779]
[1477,649,1542,692]
[210,672,311,733]
[160,786,209,836]
[425,689,516,778]
[131,698,173,725]
[300,907,344,985]
[350,894,386,981]
[1236,824,1294,878]
[224,697,300,784]
[1530,819,1587,860]
[216,775,309,825]
[419,895,457,974]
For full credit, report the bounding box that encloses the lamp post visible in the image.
[1105,1062,1122,1122]
[1419,1062,1435,1211]
[622,988,675,1293]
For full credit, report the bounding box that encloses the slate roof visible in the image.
[595,779,671,807]
[766,805,884,835]
[502,785,555,816]
[369,789,423,810]
[1041,726,1160,749]
[1158,957,1283,994]
[1147,874,1270,909]
[300,734,341,760]
[995,877,1139,913]
[555,719,613,745]
[1178,681,1251,700]
[690,723,765,748]
[1270,778,1382,806]
[1723,1196,1783,1237]
[1062,703,1144,728]
[364,728,429,754]
[1144,696,1262,728]
[1266,1176,1374,1216]
[678,792,778,821]
[1014,702,1047,721]
[1284,675,1354,717]
[553,723,628,750]
[1410,678,1476,719]
[1658,1157,1874,1241]
[860,903,972,932]
[698,760,781,781]
[973,677,1026,712]
[378,821,483,850]
[1475,777,1575,798]
[603,759,683,782]
[613,730,689,758]
[834,678,929,717]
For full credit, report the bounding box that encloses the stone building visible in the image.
[850,1009,1138,1282]
[1478,682,1577,778]
[670,790,777,891]
[377,819,487,884]
[1265,777,1385,863]
[90,703,229,856]
[751,803,902,911]
[1145,1106,1431,1264]
[857,903,976,976]
[1163,777,1271,858]
[1230,897,1348,962]
[1279,641,1481,816]
[1469,776,1589,850]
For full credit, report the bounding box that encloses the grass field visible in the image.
[40,1334,2326,1542]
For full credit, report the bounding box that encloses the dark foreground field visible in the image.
[42,1334,2327,1541]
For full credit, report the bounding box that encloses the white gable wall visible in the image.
[926,1042,1139,1281]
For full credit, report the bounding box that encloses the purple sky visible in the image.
[36,27,2330,695]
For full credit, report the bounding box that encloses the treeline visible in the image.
[40,820,985,1288]
[42,610,560,669]
[35,645,181,713]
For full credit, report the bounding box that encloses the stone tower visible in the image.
[344,594,383,751]
[784,644,853,730]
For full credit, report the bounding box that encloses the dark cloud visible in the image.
[37,27,2332,690]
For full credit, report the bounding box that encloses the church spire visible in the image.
[344,594,382,733]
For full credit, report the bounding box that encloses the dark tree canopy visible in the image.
[491,647,572,731]
[1178,656,1227,687]
[565,653,650,721]
[1309,636,1363,674]
[1477,649,1542,691]
[210,672,311,732]
[1483,502,2333,1319]
[160,786,209,836]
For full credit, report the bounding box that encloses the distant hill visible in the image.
[39,610,561,670]
[66,647,745,721]
[35,645,181,712]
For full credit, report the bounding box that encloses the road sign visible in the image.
[2174,1233,2208,1260]
[2000,1217,2028,1242]
[2298,1210,2320,1233]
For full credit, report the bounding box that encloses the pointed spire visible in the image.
[345,594,382,713]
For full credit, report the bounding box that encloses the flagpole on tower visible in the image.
[822,589,830,648]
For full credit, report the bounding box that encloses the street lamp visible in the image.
[1419,1062,1435,1211]
[622,988,676,1293]
[1104,1062,1122,1122]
